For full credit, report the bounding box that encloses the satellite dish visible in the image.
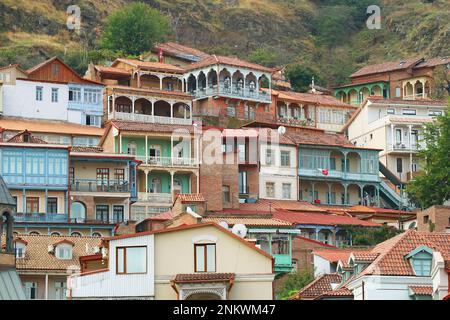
[218,221,229,229]
[278,126,286,135]
[232,224,248,238]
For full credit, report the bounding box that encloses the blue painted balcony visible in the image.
[70,179,130,193]
[14,213,68,223]
[298,168,380,183]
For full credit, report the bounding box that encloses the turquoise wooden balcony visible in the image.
[13,213,68,223]
[274,254,293,273]
[298,168,380,183]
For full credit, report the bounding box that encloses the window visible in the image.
[56,244,73,260]
[265,149,275,165]
[116,246,147,274]
[330,157,336,170]
[238,171,248,194]
[271,235,289,255]
[47,197,58,214]
[127,142,137,155]
[280,151,290,167]
[395,87,401,98]
[15,242,26,258]
[387,108,395,115]
[226,105,236,117]
[51,88,59,103]
[395,129,402,144]
[70,232,82,237]
[54,282,67,300]
[409,250,433,277]
[84,88,101,104]
[24,282,38,300]
[70,202,86,222]
[96,205,109,222]
[97,168,109,185]
[51,63,60,76]
[396,158,403,173]
[423,215,429,224]
[26,197,39,213]
[428,110,442,116]
[266,182,275,198]
[114,168,125,182]
[92,232,102,237]
[222,185,230,203]
[195,244,216,272]
[36,86,43,101]
[69,167,74,184]
[113,205,124,223]
[69,87,81,102]
[282,183,291,199]
[86,115,100,126]
[402,109,416,115]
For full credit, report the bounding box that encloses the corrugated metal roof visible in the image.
[0,174,16,206]
[0,269,26,300]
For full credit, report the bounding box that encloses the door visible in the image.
[149,145,162,164]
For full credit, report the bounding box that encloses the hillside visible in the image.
[0,0,448,87]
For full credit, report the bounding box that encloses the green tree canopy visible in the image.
[248,47,278,68]
[341,226,402,247]
[406,106,450,208]
[100,2,171,55]
[277,266,314,300]
[285,64,322,92]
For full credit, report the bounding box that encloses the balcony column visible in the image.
[112,94,116,118]
[159,76,163,90]
[343,184,348,205]
[376,185,380,207]
[311,182,316,203]
[170,171,175,202]
[195,171,200,193]
[181,78,185,92]
[359,184,364,205]
[119,133,122,154]
[145,170,149,194]
[315,227,319,241]
[22,189,26,214]
[131,97,136,114]
[137,71,141,88]
[286,102,291,119]
[420,80,426,98]
[189,102,192,120]
[145,135,148,164]
[45,189,48,214]
[170,101,174,124]
[327,183,332,204]
[151,100,155,122]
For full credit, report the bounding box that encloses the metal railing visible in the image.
[14,213,68,222]
[192,83,272,102]
[138,192,172,203]
[108,112,192,125]
[136,156,198,168]
[70,179,130,193]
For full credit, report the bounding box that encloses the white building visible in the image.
[343,97,447,183]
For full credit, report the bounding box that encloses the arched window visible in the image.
[70,231,82,237]
[395,87,401,98]
[29,231,40,235]
[70,202,86,222]
[92,232,102,237]
[50,232,61,236]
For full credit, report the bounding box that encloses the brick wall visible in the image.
[417,205,450,232]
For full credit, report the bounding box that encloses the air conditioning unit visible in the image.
[48,245,55,254]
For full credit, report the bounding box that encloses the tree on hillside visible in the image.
[341,225,402,247]
[278,266,314,300]
[248,47,278,68]
[406,107,450,208]
[431,65,450,100]
[100,2,171,55]
[285,64,322,92]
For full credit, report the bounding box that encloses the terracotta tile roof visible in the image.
[148,211,173,221]
[315,286,353,299]
[154,42,210,61]
[273,89,355,109]
[5,234,102,272]
[94,65,131,76]
[274,210,381,227]
[359,230,450,276]
[285,128,359,149]
[413,57,450,69]
[366,96,447,106]
[108,120,194,133]
[409,286,433,296]
[6,130,47,144]
[0,117,105,137]
[70,146,104,153]
[184,54,275,73]
[173,273,234,283]
[203,216,291,227]
[289,273,342,299]
[350,205,414,216]
[350,57,422,78]
[177,193,205,203]
[313,249,356,263]
[351,251,379,262]
[265,200,328,213]
[114,58,184,74]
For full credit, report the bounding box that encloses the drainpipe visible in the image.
[362,280,365,300]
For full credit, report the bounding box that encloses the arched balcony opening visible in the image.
[346,152,361,173]
[330,150,345,172]
[277,102,287,118]
[362,184,378,206]
[162,76,182,92]
[371,85,382,96]
[318,229,333,245]
[337,91,347,103]
[414,80,424,98]
[289,103,301,119]
[359,87,370,102]
[115,96,132,113]
[232,70,244,94]
[314,181,329,205]
[404,82,414,99]
[140,74,160,90]
[245,73,258,95]
[187,74,197,93]
[207,69,218,88]
[173,102,191,119]
[258,74,270,89]
[134,98,152,115]
[348,89,358,105]
[198,72,207,91]
[219,68,232,93]
[154,100,171,117]
[347,184,362,206]
[330,183,345,205]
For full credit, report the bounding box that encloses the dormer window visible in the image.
[406,246,433,277]
[14,239,28,258]
[54,240,75,260]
